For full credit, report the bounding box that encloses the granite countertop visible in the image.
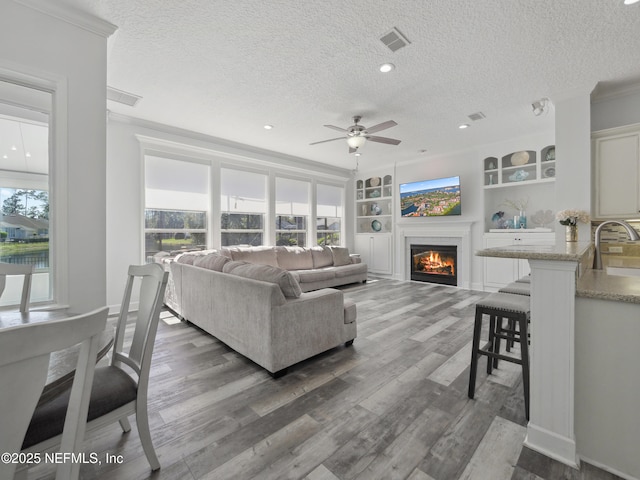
[475,241,593,262]
[577,255,640,304]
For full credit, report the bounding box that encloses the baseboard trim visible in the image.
[578,455,639,480]
[525,424,579,470]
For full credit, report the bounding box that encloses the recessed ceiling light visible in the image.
[379,63,395,73]
[458,124,470,129]
[25,152,31,157]
[624,0,639,5]
[2,154,7,159]
[263,124,273,130]
[10,145,16,151]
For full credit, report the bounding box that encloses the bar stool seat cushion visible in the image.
[476,292,530,314]
[515,275,531,283]
[499,282,531,296]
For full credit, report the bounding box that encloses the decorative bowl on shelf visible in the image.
[543,166,555,178]
[511,151,530,166]
[508,169,529,182]
[371,220,382,232]
[369,189,381,198]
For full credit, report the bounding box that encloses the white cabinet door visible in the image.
[483,233,554,290]
[355,234,392,275]
[594,130,640,219]
[483,237,519,288]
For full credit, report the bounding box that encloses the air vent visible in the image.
[380,27,411,52]
[468,112,486,121]
[107,86,142,107]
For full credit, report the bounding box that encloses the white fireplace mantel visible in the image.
[396,221,474,289]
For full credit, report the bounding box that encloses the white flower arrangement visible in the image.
[556,209,590,226]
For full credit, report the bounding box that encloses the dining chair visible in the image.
[0,307,108,480]
[0,263,35,312]
[22,263,169,472]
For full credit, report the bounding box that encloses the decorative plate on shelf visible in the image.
[370,177,381,187]
[371,220,382,232]
[511,151,530,166]
[543,166,556,178]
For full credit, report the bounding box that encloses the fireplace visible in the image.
[410,244,457,286]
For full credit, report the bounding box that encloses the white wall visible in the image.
[105,115,353,308]
[0,1,114,312]
[592,88,640,132]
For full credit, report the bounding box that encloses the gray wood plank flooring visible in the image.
[28,278,623,480]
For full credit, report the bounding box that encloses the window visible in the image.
[275,177,309,247]
[0,85,52,306]
[220,168,266,246]
[316,183,343,246]
[144,156,209,258]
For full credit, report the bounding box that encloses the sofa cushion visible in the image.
[334,262,367,278]
[229,247,279,267]
[193,253,230,272]
[224,262,302,298]
[175,249,217,265]
[294,268,336,284]
[275,246,314,270]
[329,246,351,266]
[310,246,334,268]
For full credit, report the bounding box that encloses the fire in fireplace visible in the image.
[410,244,457,286]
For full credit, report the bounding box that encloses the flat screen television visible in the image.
[400,175,461,217]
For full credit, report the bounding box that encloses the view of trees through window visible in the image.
[0,188,50,268]
[316,216,340,246]
[275,215,307,246]
[220,213,263,246]
[144,209,206,256]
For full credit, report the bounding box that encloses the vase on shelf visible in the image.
[518,210,527,229]
[565,225,578,242]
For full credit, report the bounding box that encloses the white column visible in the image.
[524,258,579,468]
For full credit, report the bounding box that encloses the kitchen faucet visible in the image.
[593,220,640,270]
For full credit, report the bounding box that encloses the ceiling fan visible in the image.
[310,115,401,153]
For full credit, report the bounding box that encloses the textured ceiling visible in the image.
[54,0,640,171]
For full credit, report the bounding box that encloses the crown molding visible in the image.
[13,0,117,38]
[108,111,352,181]
[591,80,640,104]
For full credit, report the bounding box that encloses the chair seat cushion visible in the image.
[498,281,531,296]
[22,366,137,449]
[476,292,530,314]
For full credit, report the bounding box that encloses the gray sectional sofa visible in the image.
[162,246,361,376]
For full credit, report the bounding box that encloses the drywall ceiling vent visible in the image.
[107,86,142,107]
[468,112,486,121]
[380,27,411,52]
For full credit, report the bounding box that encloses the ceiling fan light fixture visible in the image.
[347,135,366,149]
[624,0,640,5]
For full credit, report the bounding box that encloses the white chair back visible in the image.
[0,307,108,480]
[0,263,35,312]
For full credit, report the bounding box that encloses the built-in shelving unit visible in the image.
[356,175,393,234]
[483,145,556,188]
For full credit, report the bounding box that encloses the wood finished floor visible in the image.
[29,278,623,480]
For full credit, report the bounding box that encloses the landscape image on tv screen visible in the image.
[400,176,461,217]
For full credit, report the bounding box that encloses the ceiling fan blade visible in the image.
[367,135,401,145]
[310,137,345,145]
[323,124,348,133]
[366,120,397,134]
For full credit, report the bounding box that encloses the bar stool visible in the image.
[515,275,530,283]
[468,292,531,419]
[499,281,530,296]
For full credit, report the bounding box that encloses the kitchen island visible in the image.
[477,242,640,480]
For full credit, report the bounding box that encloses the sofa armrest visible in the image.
[350,253,361,264]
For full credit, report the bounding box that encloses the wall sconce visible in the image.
[532,98,549,116]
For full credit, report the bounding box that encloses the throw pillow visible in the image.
[329,246,351,266]
[310,246,334,268]
[193,253,230,272]
[225,262,302,298]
